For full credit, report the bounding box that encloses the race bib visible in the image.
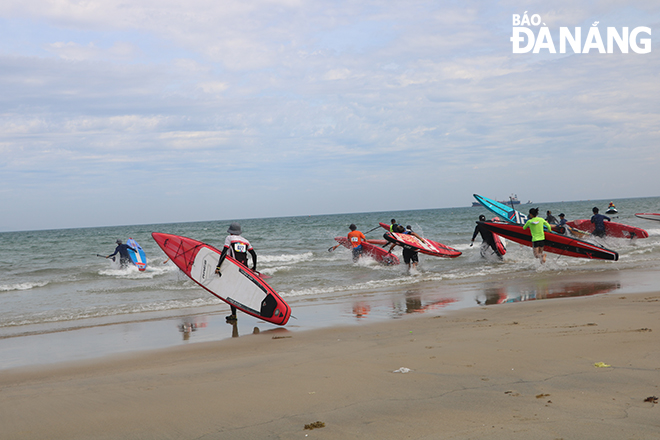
[233,243,247,253]
[351,237,359,243]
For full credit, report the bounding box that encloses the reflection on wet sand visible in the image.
[226,323,262,338]
[177,279,622,342]
[477,280,622,306]
[179,317,207,341]
[178,314,290,341]
[226,322,273,338]
[388,289,458,318]
[353,302,371,318]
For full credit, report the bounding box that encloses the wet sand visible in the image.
[5,266,658,370]
[1,290,659,439]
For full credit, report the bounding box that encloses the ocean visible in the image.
[1,196,659,369]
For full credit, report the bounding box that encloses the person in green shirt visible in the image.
[522,207,551,263]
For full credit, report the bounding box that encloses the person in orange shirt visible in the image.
[347,224,367,262]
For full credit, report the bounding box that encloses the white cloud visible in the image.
[322,68,351,80]
[44,40,141,61]
[0,0,659,230]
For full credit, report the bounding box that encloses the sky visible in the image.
[1,0,659,231]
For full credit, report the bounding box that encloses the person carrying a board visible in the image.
[106,239,136,268]
[470,215,502,259]
[382,219,401,241]
[385,225,423,270]
[402,226,422,270]
[555,213,568,234]
[590,207,611,238]
[215,222,258,322]
[522,208,551,264]
[348,224,368,262]
[384,224,403,251]
[555,213,574,235]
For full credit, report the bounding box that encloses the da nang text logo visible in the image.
[511,12,651,54]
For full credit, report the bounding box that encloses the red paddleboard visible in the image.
[490,217,507,256]
[379,223,462,258]
[635,213,660,222]
[152,232,291,325]
[478,221,618,261]
[334,237,399,265]
[566,219,648,239]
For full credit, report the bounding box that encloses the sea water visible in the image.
[1,196,659,368]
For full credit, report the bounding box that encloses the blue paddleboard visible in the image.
[473,194,528,225]
[126,238,147,271]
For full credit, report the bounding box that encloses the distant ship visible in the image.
[472,194,521,207]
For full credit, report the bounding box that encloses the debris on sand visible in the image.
[304,421,326,430]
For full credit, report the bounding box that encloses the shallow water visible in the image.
[1,196,659,369]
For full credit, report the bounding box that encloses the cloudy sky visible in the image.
[1,0,659,231]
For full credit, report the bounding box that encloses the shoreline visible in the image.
[2,289,659,439]
[2,266,660,371]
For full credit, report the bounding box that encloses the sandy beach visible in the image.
[1,290,659,440]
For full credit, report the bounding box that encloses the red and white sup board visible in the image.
[152,232,291,325]
[334,237,400,265]
[379,223,462,258]
[566,219,648,239]
[490,217,507,256]
[635,213,660,222]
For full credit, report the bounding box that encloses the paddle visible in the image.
[97,254,115,262]
[364,225,382,234]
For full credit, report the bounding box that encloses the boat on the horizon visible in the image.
[472,194,521,207]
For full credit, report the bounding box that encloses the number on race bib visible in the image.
[233,243,247,253]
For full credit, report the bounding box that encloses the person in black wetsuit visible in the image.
[591,207,611,238]
[470,215,503,259]
[401,226,423,270]
[384,224,404,250]
[215,222,258,322]
[382,219,401,242]
[106,239,136,268]
[384,224,422,270]
[388,219,400,233]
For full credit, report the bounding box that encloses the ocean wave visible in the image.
[0,296,223,328]
[259,252,313,264]
[259,265,292,275]
[0,281,49,292]
[99,263,179,279]
[281,273,444,298]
